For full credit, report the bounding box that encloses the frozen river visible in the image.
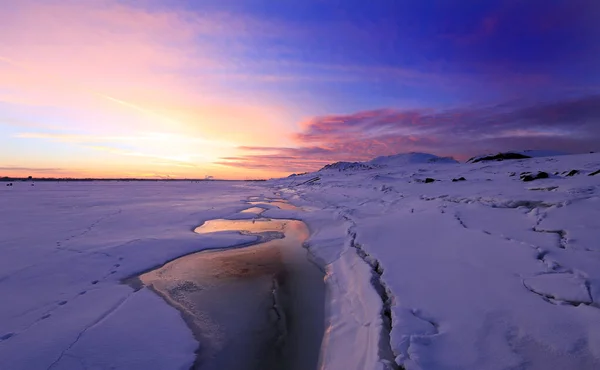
[134,203,325,370]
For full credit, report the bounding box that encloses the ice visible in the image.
[272,152,600,370]
[318,243,387,370]
[51,288,197,370]
[2,153,600,370]
[0,181,261,370]
[537,197,600,252]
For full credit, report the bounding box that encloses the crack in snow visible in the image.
[344,220,399,370]
[46,290,136,370]
[532,227,568,250]
[521,277,593,307]
[431,195,561,210]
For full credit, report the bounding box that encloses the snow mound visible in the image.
[369,152,458,166]
[319,161,376,172]
[318,153,457,172]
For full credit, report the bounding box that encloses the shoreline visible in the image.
[132,209,325,370]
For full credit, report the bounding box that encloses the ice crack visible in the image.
[532,227,568,250]
[46,290,136,370]
[344,218,400,370]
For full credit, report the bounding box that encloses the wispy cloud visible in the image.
[0,166,65,172]
[2,0,598,179]
[221,95,600,172]
[14,131,234,166]
[0,0,306,178]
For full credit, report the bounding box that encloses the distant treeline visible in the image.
[1,177,266,182]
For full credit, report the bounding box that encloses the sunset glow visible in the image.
[1,0,599,178]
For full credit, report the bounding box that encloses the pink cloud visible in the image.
[222,95,600,173]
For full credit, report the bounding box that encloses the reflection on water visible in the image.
[240,206,266,214]
[195,218,287,235]
[136,203,323,370]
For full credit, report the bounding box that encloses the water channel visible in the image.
[130,199,325,370]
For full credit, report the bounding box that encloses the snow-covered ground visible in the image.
[0,181,263,370]
[272,152,600,370]
[1,152,600,370]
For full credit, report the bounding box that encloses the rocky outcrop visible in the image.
[520,172,549,182]
[468,152,531,163]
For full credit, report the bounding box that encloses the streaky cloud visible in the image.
[223,95,600,173]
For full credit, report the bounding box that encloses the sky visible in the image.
[1,0,599,179]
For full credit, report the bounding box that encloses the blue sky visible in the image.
[1,0,599,177]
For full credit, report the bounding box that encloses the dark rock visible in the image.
[424,178,436,183]
[521,172,549,182]
[468,152,531,163]
[509,172,516,177]
[565,170,579,177]
[589,169,600,176]
[452,177,467,182]
[521,175,535,182]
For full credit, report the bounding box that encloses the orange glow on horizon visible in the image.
[0,0,298,179]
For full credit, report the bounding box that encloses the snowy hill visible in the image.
[319,152,457,172]
[368,152,458,166]
[319,161,376,172]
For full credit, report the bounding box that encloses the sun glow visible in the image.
[0,0,296,179]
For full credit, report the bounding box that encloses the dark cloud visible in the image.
[221,95,600,173]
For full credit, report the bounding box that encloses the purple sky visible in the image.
[1,0,599,177]
[214,0,600,172]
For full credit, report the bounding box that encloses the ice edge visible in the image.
[346,219,401,370]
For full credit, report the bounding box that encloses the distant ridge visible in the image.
[319,152,457,172]
[368,152,458,166]
[467,150,568,164]
[319,161,375,172]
